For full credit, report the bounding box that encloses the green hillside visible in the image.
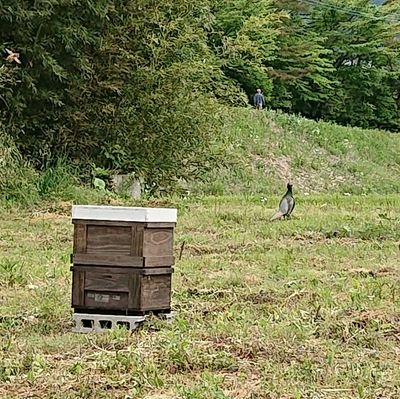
[192,109,400,196]
[2,108,399,205]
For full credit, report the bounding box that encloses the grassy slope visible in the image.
[192,109,400,196]
[0,193,399,399]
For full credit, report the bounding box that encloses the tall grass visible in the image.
[0,133,107,206]
[36,159,106,204]
[0,132,39,205]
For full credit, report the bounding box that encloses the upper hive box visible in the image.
[71,205,177,268]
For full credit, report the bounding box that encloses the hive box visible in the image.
[71,205,177,315]
[72,205,177,268]
[71,266,173,314]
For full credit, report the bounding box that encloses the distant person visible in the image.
[253,88,265,110]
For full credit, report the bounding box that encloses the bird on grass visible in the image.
[270,182,295,221]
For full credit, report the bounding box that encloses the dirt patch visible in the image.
[242,291,274,305]
[350,309,400,326]
[318,309,400,343]
[185,288,236,300]
[249,120,361,194]
[251,153,327,193]
[285,232,363,247]
[349,266,399,278]
[177,242,258,257]
[144,392,175,399]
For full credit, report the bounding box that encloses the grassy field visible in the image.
[1,193,399,399]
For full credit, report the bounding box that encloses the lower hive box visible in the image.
[71,266,173,315]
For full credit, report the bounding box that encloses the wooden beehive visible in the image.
[71,205,177,315]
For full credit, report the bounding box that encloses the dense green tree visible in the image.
[1,0,399,197]
[0,0,111,166]
[209,0,285,103]
[269,0,337,116]
[0,0,227,191]
[309,0,400,130]
[80,0,229,190]
[210,0,399,130]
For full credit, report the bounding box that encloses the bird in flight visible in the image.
[5,49,21,64]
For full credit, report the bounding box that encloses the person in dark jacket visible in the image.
[253,88,265,110]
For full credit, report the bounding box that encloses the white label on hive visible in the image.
[94,294,110,303]
[111,295,121,301]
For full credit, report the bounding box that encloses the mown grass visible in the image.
[0,193,399,398]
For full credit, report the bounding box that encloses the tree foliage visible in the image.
[209,0,284,102]
[1,0,233,191]
[309,0,400,130]
[0,0,399,194]
[269,0,337,115]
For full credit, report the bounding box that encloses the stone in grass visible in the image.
[111,174,141,199]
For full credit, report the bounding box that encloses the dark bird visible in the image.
[270,182,295,221]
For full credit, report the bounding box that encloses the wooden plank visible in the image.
[72,265,129,274]
[144,256,175,267]
[131,224,144,257]
[86,225,132,254]
[84,291,129,309]
[73,224,87,253]
[71,266,172,313]
[73,219,142,227]
[85,270,129,292]
[140,274,172,311]
[72,253,144,267]
[128,272,141,309]
[71,269,85,307]
[145,222,176,228]
[141,267,173,275]
[72,265,173,275]
[143,228,173,258]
